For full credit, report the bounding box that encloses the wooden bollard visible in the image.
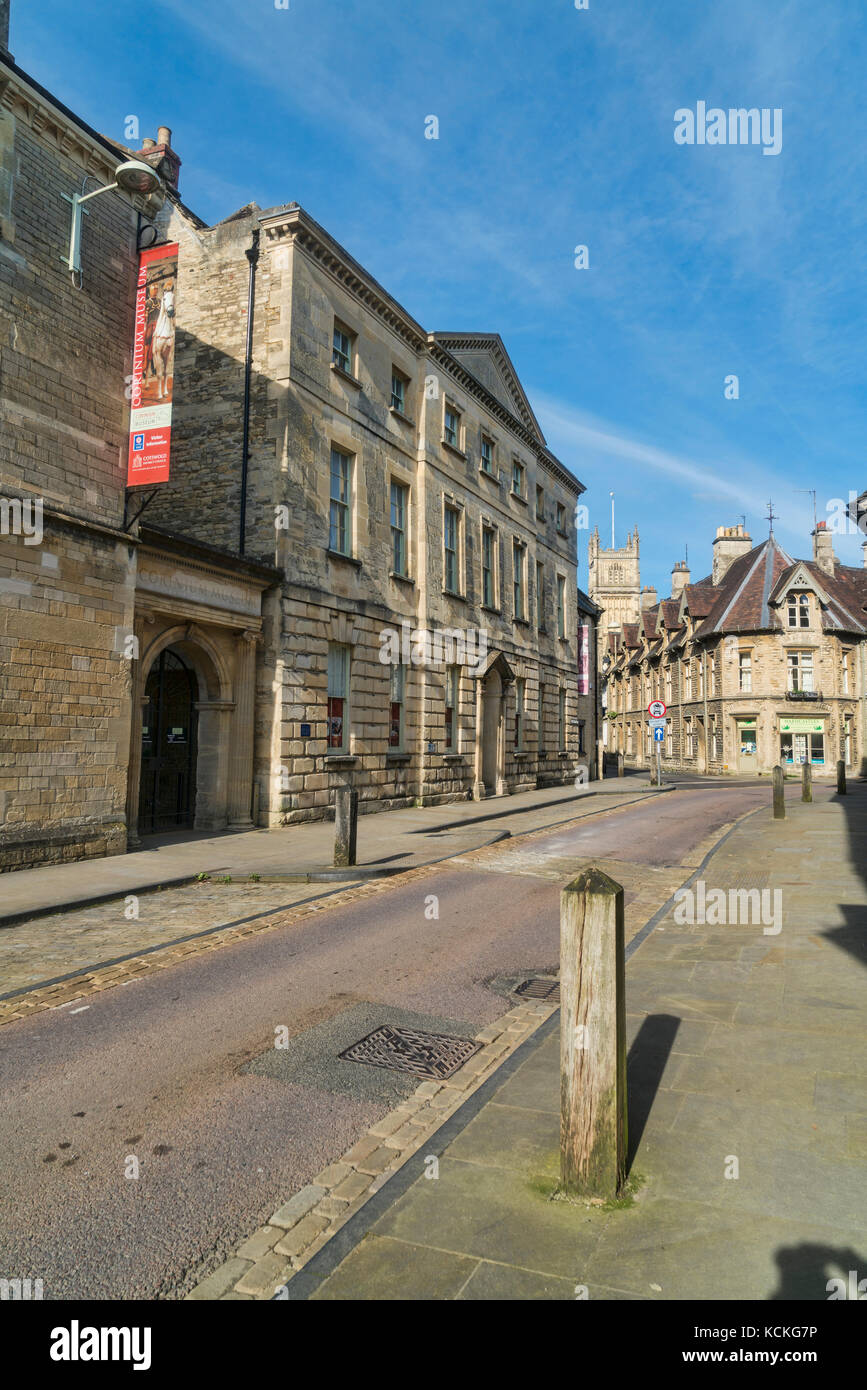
[617,752,624,778]
[772,764,785,819]
[801,761,812,803]
[334,785,358,867]
[560,867,627,1199]
[837,759,847,795]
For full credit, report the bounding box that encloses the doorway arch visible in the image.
[138,647,199,833]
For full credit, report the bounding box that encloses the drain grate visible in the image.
[514,977,560,1001]
[339,1025,480,1080]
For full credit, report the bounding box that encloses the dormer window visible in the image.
[788,592,810,628]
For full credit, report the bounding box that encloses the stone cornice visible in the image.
[259,206,583,496]
[0,59,120,186]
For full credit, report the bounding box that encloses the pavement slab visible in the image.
[299,786,867,1301]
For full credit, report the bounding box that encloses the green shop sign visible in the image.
[779,718,825,733]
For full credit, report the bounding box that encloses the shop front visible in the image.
[779,716,826,768]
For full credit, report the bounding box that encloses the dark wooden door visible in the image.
[138,649,198,833]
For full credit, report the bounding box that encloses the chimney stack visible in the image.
[1,0,11,59]
[138,124,181,192]
[812,521,836,577]
[640,585,657,610]
[712,522,753,584]
[670,559,690,600]
[862,542,867,569]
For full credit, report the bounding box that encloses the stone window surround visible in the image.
[442,494,465,597]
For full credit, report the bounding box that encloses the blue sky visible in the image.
[12,0,867,592]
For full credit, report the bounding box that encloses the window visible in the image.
[444,505,460,593]
[513,540,526,619]
[481,435,494,475]
[327,644,350,753]
[781,730,824,765]
[842,650,851,695]
[390,480,409,576]
[536,561,545,628]
[445,666,459,752]
[329,447,352,555]
[684,658,692,701]
[558,688,566,750]
[845,715,853,766]
[391,370,408,414]
[512,459,525,497]
[738,651,752,692]
[788,592,810,628]
[482,526,496,608]
[556,575,566,639]
[514,678,525,750]
[578,719,586,755]
[389,662,404,750]
[710,659,717,697]
[556,502,566,534]
[444,404,461,450]
[665,665,672,702]
[536,484,545,521]
[787,650,814,693]
[332,322,353,374]
[538,684,546,753]
[697,656,704,699]
[685,718,695,759]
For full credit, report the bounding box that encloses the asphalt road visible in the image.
[0,784,771,1299]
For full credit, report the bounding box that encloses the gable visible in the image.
[432,333,546,444]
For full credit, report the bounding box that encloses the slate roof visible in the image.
[606,535,867,670]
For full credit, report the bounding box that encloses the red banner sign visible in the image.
[127,242,178,487]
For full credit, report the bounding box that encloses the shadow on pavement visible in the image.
[769,1242,867,1300]
[626,1013,680,1171]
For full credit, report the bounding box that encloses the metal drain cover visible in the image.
[339,1025,480,1080]
[514,977,560,1001]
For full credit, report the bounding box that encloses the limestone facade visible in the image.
[146,199,586,821]
[604,523,867,778]
[0,50,275,868]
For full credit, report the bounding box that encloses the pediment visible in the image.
[431,333,546,445]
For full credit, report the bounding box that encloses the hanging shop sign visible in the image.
[127,242,179,487]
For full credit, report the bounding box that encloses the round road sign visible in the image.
[648,700,667,718]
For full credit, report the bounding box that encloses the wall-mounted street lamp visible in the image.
[63,160,163,277]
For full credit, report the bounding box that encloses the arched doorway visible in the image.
[138,648,199,833]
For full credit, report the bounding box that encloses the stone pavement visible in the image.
[277,783,867,1301]
[0,777,661,928]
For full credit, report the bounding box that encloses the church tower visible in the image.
[587,525,641,668]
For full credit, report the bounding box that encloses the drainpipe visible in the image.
[239,227,260,556]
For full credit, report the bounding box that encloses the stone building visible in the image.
[143,195,586,823]
[0,6,585,870]
[0,28,278,869]
[603,521,867,778]
[575,586,600,774]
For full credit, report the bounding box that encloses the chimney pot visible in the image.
[157,126,172,147]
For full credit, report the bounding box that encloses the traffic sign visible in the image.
[649,717,666,732]
[653,727,664,743]
[648,700,666,718]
